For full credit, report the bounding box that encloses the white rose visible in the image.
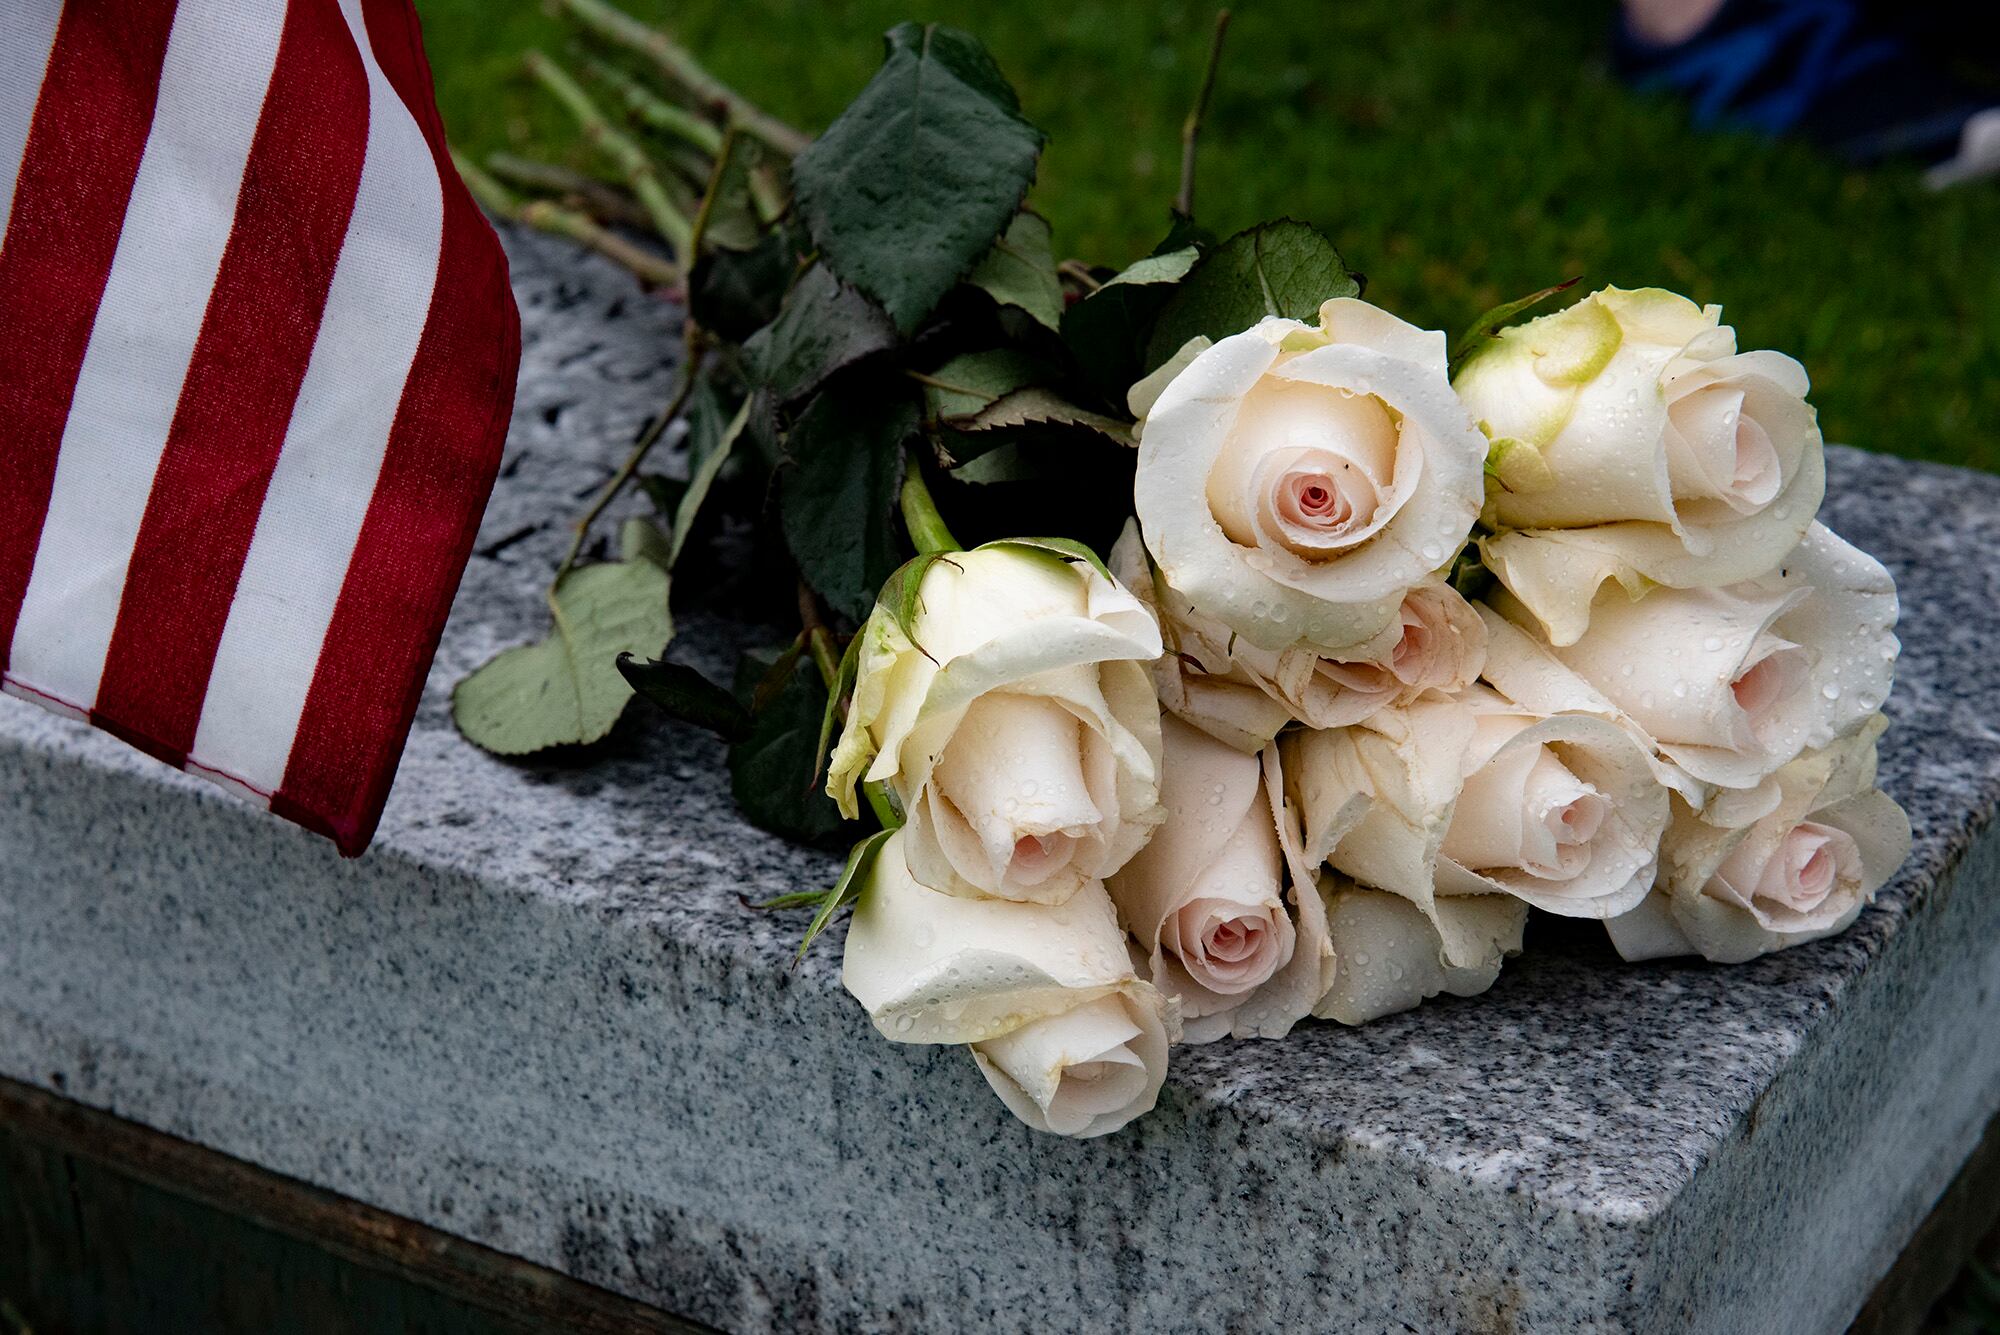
[1480,522,1898,793]
[1133,297,1487,653]
[841,830,1174,1138]
[1105,715,1332,1043]
[1605,716,1910,963]
[1286,688,1667,937]
[1316,877,1525,1026]
[1455,286,1826,644]
[828,542,1165,904]
[1111,524,1485,752]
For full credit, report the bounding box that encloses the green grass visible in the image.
[417,0,2000,473]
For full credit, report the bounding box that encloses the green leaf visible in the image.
[967,211,1062,330]
[950,386,1133,444]
[792,22,1044,334]
[452,559,673,755]
[616,653,752,740]
[797,827,898,960]
[921,349,1040,419]
[1102,246,1198,290]
[748,263,898,406]
[696,133,769,254]
[669,397,750,568]
[690,229,796,342]
[620,516,673,572]
[728,647,846,842]
[745,888,835,911]
[780,379,918,622]
[1060,246,1199,406]
[1145,219,1360,369]
[1448,276,1582,370]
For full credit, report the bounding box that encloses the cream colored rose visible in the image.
[841,830,1173,1138]
[1455,286,1826,644]
[1316,877,1525,1026]
[1481,522,1897,793]
[1133,297,1487,653]
[1605,715,1910,963]
[1112,523,1485,752]
[828,542,1165,904]
[1105,715,1332,1043]
[1286,688,1667,939]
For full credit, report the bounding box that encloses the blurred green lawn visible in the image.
[417,0,2000,473]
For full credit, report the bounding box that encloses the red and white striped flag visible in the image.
[0,0,519,855]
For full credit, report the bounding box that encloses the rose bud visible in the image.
[1105,715,1333,1043]
[827,542,1165,905]
[840,831,1174,1138]
[1112,523,1486,752]
[1606,716,1910,964]
[1454,286,1827,645]
[1133,298,1486,655]
[1315,877,1526,1026]
[1286,688,1667,936]
[1480,522,1897,794]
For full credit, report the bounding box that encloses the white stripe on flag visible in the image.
[0,0,64,247]
[188,0,445,797]
[6,0,285,711]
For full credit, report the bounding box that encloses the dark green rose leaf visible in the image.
[617,653,753,740]
[1144,219,1360,369]
[951,386,1132,445]
[921,349,1040,419]
[780,379,918,622]
[750,263,899,406]
[728,647,847,842]
[967,211,1063,330]
[793,22,1044,335]
[1061,246,1200,407]
[690,230,797,342]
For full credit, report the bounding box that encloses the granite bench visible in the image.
[3,229,1998,1333]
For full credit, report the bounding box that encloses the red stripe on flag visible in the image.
[271,0,518,854]
[90,0,371,763]
[0,0,177,678]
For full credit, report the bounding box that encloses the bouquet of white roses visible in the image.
[457,6,1910,1138]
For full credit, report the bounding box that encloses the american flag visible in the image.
[0,0,519,855]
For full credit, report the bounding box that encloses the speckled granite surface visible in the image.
[3,230,1998,1334]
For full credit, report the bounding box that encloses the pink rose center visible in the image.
[1730,644,1808,747]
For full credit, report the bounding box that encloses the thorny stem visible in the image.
[1175,10,1232,220]
[525,49,696,260]
[554,339,708,587]
[452,149,677,287]
[553,0,811,157]
[898,456,962,555]
[686,125,742,258]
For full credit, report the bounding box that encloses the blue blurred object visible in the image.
[1614,0,2000,181]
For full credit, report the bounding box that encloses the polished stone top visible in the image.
[3,229,1997,1334]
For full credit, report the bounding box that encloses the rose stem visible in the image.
[553,338,708,587]
[899,456,962,555]
[450,149,678,288]
[524,49,695,260]
[483,152,652,230]
[551,0,810,158]
[1174,10,1232,220]
[585,56,726,156]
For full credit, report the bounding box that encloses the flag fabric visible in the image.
[0,0,519,855]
